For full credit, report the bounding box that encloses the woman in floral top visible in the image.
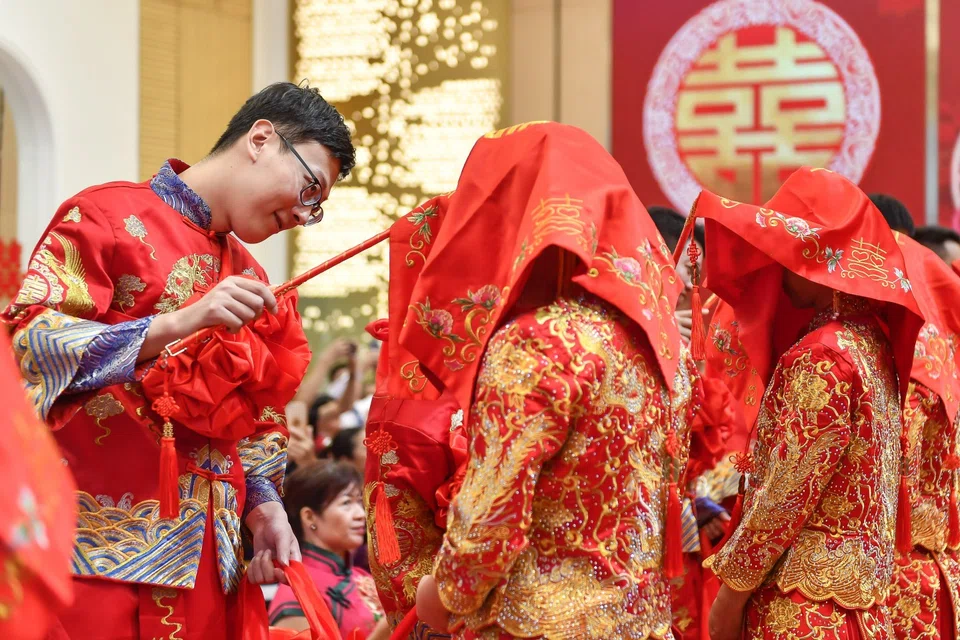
[269,461,387,639]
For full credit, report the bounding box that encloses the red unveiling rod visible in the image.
[273,228,391,296]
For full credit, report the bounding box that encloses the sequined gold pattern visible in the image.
[886,377,960,637]
[154,254,220,314]
[903,382,957,554]
[435,297,678,639]
[707,305,900,615]
[886,550,941,640]
[365,483,444,612]
[935,550,960,635]
[745,584,894,639]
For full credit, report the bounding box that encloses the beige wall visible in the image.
[140,0,254,179]
[140,0,290,283]
[510,0,612,148]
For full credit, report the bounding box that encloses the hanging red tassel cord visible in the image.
[152,354,181,519]
[671,200,699,267]
[894,434,913,555]
[663,481,684,579]
[661,430,685,579]
[686,239,706,361]
[374,483,401,566]
[660,206,706,575]
[670,201,706,360]
[364,426,402,566]
[895,474,912,555]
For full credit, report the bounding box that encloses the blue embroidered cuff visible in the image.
[66,315,154,394]
[244,474,282,520]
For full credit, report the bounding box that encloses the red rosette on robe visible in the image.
[142,290,311,440]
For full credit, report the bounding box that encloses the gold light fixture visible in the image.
[291,0,508,345]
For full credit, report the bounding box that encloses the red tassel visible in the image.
[152,371,181,520]
[949,484,960,549]
[663,482,684,579]
[895,474,912,555]
[375,483,401,566]
[689,285,706,361]
[686,238,706,361]
[158,433,179,519]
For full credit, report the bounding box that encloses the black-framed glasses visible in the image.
[277,132,325,226]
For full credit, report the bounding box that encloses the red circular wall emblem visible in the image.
[643,0,881,211]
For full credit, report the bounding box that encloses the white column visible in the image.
[559,0,612,149]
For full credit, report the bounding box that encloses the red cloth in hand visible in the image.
[142,292,310,439]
